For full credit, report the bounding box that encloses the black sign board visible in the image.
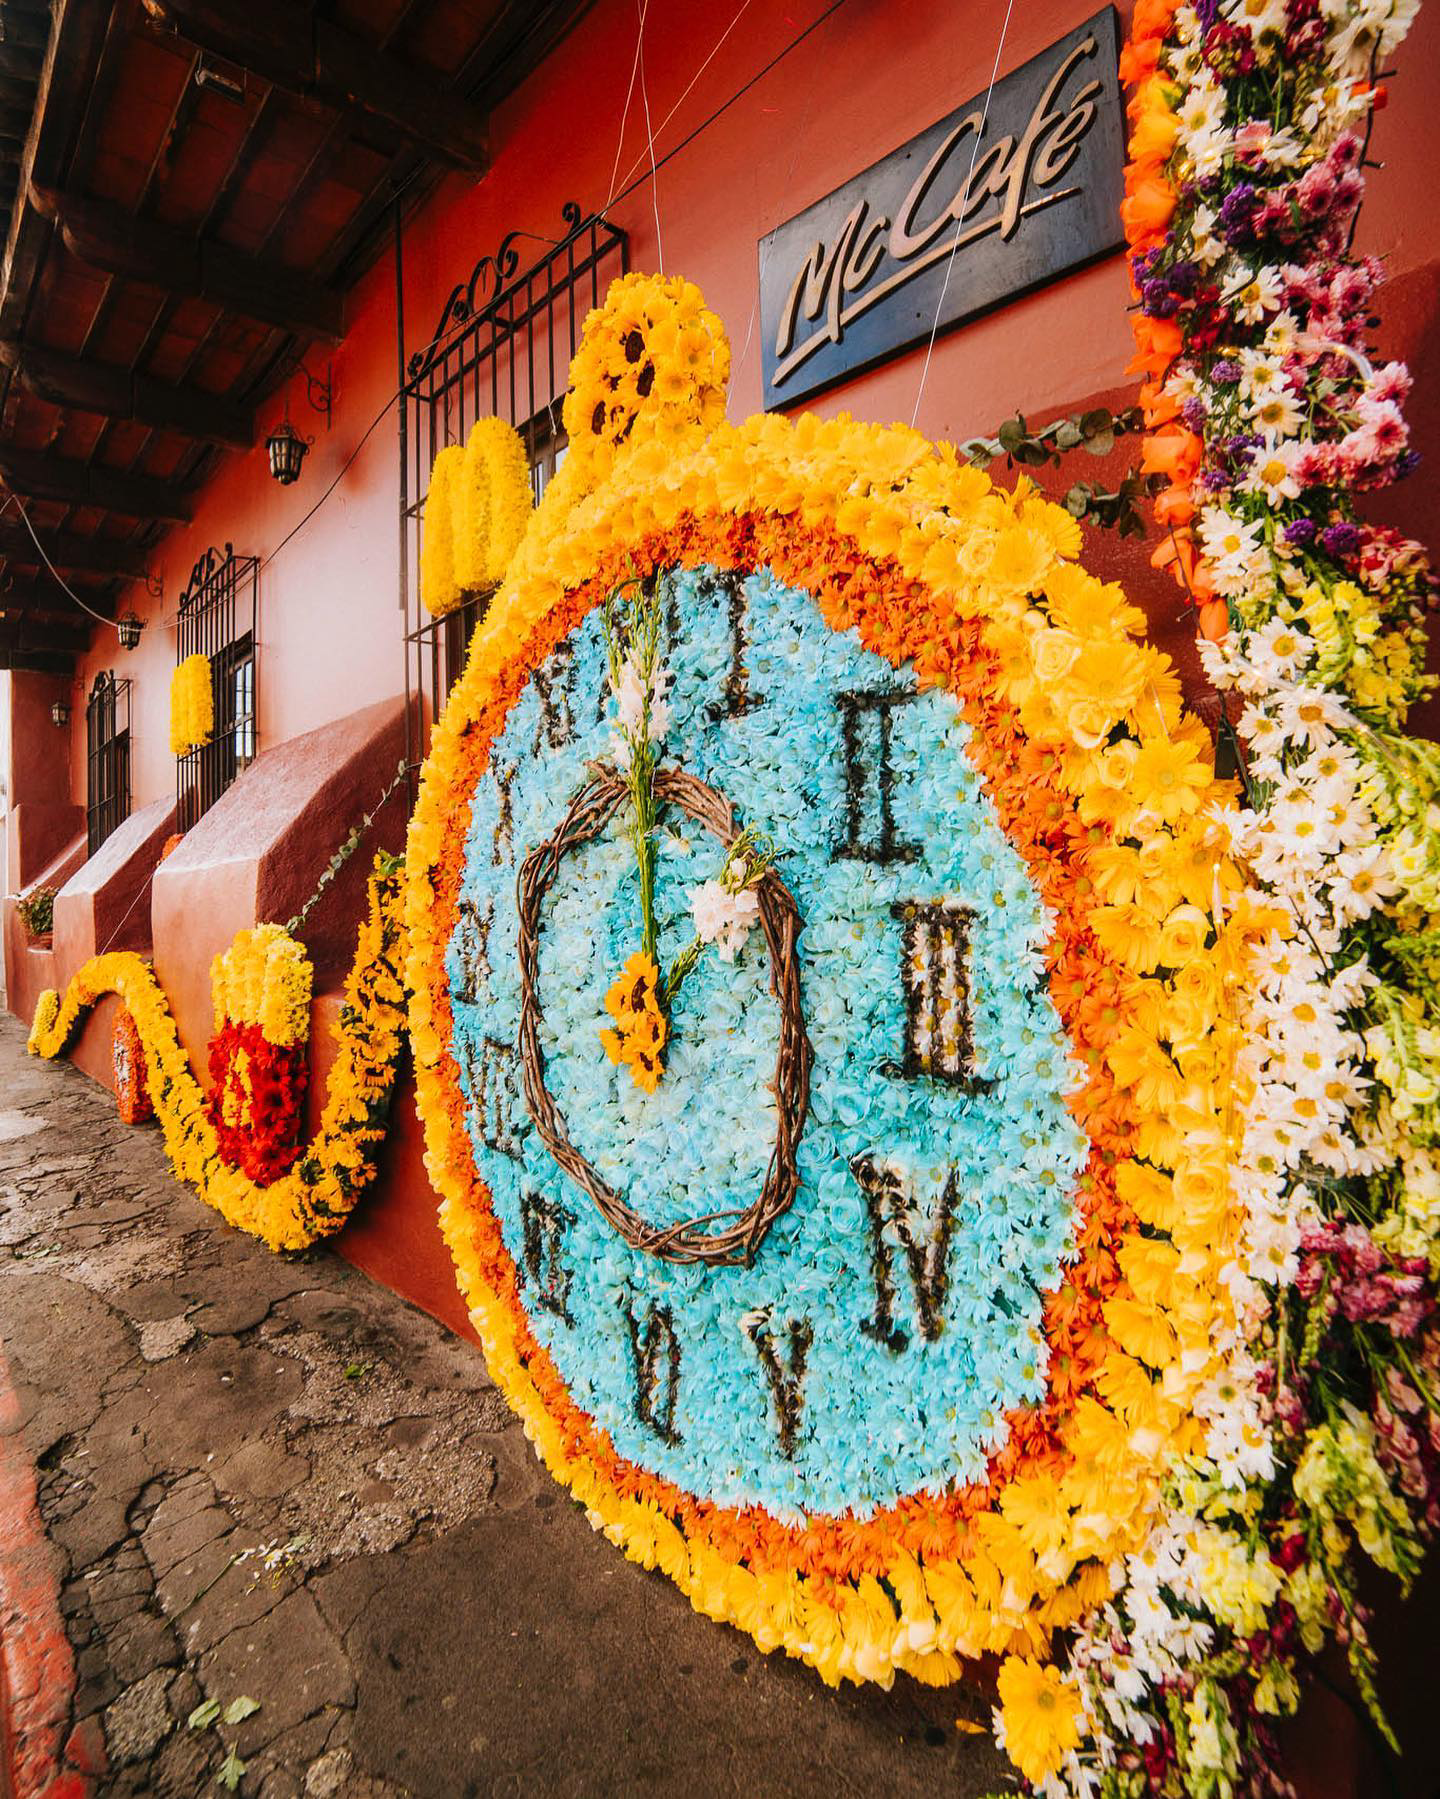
[759,10,1125,411]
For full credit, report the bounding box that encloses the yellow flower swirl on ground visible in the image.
[28,859,407,1252]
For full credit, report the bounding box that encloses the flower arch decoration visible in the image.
[405,271,1276,1783]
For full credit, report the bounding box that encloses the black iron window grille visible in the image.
[175,543,259,833]
[85,670,131,855]
[399,202,627,775]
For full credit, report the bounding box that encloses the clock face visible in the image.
[447,560,1085,1515]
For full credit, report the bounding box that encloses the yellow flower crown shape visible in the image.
[420,415,535,616]
[405,270,1271,1696]
[210,921,314,1047]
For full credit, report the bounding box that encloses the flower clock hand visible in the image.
[598,570,779,1091]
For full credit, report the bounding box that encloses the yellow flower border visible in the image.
[404,277,1275,1692]
[28,859,407,1252]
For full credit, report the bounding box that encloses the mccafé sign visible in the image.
[759,10,1125,410]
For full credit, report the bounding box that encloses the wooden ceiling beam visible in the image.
[0,611,92,651]
[0,518,145,575]
[0,443,192,521]
[0,339,253,447]
[29,183,345,342]
[138,0,489,171]
[0,651,75,673]
[0,579,116,622]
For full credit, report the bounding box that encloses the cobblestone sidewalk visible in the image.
[0,1015,1006,1798]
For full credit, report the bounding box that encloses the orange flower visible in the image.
[1153,482,1196,527]
[1126,313,1183,378]
[1119,173,1176,244]
[1140,426,1202,484]
[1198,599,1230,643]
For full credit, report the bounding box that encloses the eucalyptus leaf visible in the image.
[217,1749,247,1791]
[188,1700,221,1730]
[222,1697,260,1725]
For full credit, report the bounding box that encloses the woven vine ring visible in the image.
[516,764,812,1268]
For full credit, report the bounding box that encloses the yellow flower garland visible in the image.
[169,653,214,755]
[404,274,1273,1702]
[421,418,535,617]
[454,416,533,591]
[419,444,465,617]
[28,858,407,1251]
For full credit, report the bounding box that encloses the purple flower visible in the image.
[1320,521,1362,557]
[1219,183,1261,243]
[1397,449,1422,479]
[1284,518,1318,546]
[1169,259,1201,296]
[1210,358,1243,384]
[1142,281,1182,318]
[1181,397,1209,431]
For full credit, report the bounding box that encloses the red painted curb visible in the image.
[0,1342,101,1798]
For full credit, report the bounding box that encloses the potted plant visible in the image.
[14,885,57,948]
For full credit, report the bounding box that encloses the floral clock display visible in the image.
[111,1005,153,1126]
[406,272,1273,1787]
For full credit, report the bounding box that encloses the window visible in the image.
[85,671,131,854]
[400,205,627,769]
[175,545,259,831]
[529,407,568,506]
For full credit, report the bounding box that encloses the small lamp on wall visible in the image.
[117,610,144,651]
[266,416,310,486]
[50,696,70,728]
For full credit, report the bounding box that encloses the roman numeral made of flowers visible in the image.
[599,571,779,1091]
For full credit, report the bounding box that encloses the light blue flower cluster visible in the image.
[448,565,1085,1517]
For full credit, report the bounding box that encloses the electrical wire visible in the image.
[910,0,1016,427]
[259,392,398,572]
[611,0,756,201]
[606,0,648,205]
[3,492,123,629]
[636,0,663,271]
[600,0,852,226]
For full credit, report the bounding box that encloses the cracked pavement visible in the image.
[0,1014,1009,1797]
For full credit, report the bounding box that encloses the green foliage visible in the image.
[961,406,1159,536]
[14,884,56,939]
[286,758,409,938]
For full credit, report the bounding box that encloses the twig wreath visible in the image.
[517,760,811,1266]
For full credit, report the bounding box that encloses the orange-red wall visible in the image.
[43,0,1437,804]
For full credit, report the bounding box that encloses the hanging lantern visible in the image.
[266,417,310,485]
[50,697,70,728]
[117,610,144,651]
